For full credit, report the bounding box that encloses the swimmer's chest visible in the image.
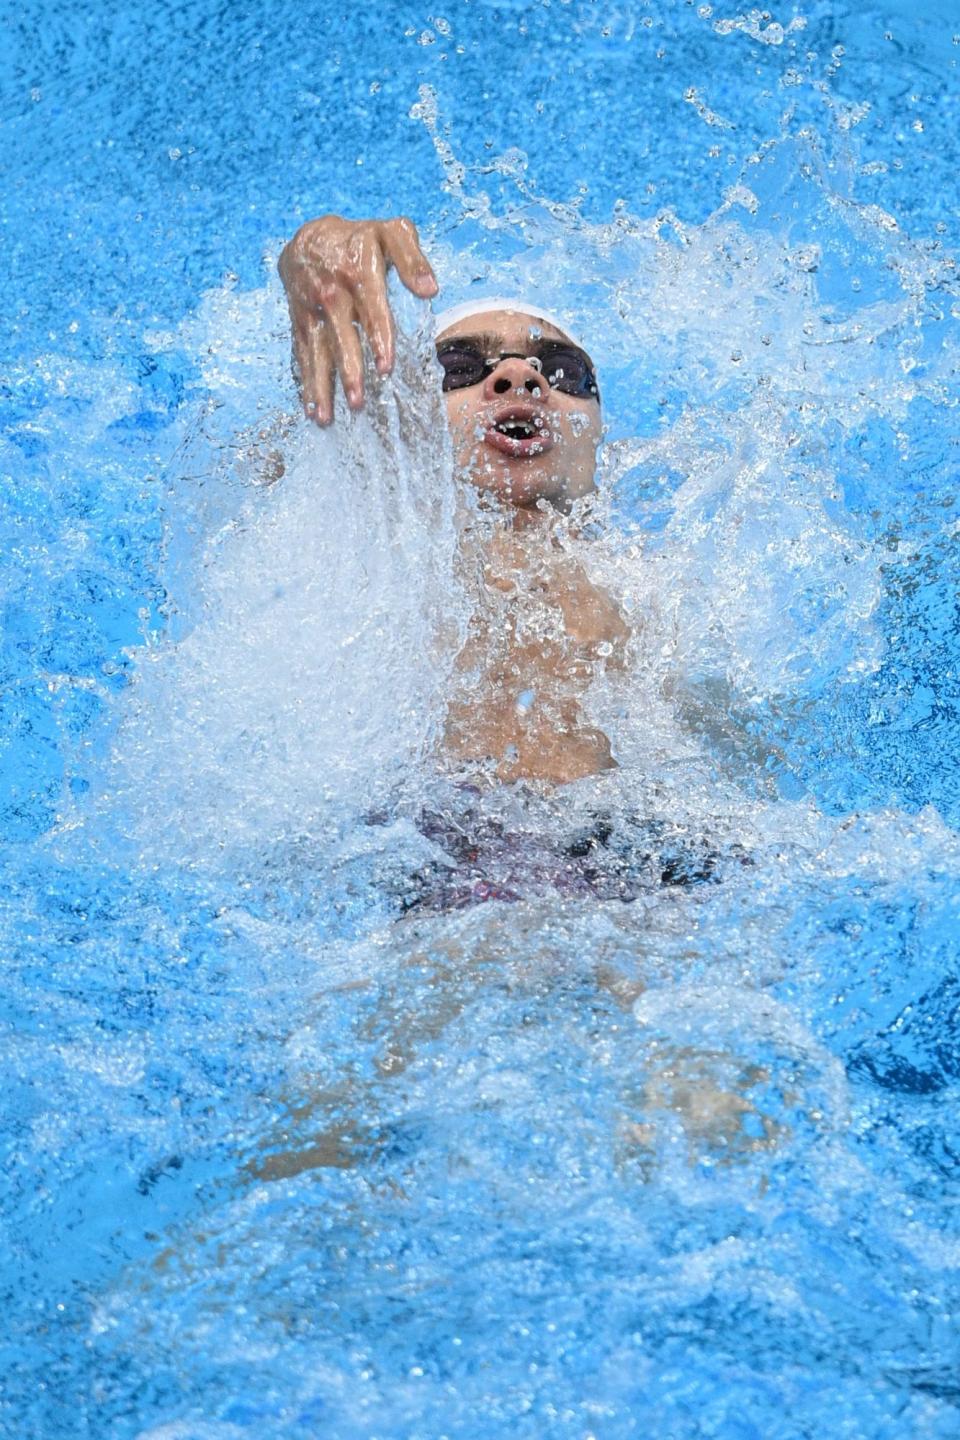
[458,538,628,681]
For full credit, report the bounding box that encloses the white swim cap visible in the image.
[434,297,588,354]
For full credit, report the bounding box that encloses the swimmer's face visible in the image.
[437,310,601,511]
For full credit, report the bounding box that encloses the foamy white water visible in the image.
[107,283,467,856]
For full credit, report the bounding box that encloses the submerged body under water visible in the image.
[5,1,960,1436]
[59,773,960,1440]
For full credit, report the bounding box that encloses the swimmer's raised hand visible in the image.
[278,214,439,426]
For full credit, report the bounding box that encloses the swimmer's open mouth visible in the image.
[484,404,555,459]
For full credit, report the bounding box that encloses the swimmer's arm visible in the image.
[278,214,438,426]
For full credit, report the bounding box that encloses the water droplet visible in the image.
[793,245,820,272]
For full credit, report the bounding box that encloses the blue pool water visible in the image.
[3,1,960,1436]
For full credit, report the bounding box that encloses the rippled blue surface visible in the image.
[3,2,960,1437]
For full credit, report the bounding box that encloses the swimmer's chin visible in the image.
[454,463,569,511]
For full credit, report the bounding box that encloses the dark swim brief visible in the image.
[395,807,746,915]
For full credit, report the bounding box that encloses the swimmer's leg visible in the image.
[618,1044,786,1172]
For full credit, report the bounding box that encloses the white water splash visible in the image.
[107,282,467,857]
[97,98,960,862]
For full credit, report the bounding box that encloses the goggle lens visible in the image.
[436,341,598,398]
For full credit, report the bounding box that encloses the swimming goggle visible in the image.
[436,339,599,399]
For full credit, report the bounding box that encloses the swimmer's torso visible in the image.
[442,524,630,784]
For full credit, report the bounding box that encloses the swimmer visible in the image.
[279,213,630,787]
[197,216,783,1190]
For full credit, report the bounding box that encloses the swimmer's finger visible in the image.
[285,271,336,424]
[281,248,323,333]
[292,315,335,426]
[354,232,396,375]
[379,217,439,299]
[303,322,336,426]
[322,288,366,410]
[287,301,316,407]
[290,316,312,399]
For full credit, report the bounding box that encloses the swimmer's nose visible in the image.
[483,355,546,400]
